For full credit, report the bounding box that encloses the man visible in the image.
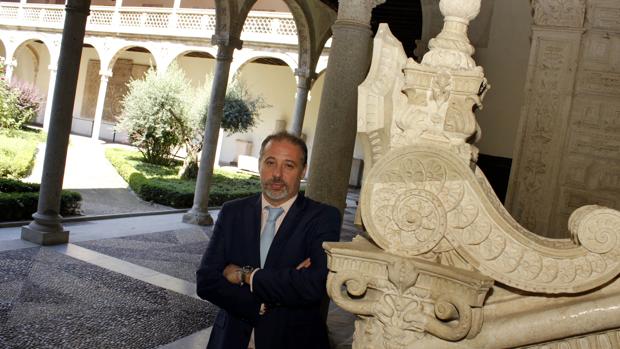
[196,131,341,349]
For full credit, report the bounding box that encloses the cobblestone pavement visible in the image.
[0,247,216,349]
[74,228,209,283]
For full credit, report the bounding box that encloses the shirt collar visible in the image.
[261,193,297,215]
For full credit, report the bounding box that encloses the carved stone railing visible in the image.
[324,0,620,347]
[0,2,301,45]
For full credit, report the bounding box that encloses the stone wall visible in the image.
[507,0,620,238]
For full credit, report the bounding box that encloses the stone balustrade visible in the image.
[0,2,302,45]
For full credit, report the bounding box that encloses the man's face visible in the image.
[259,139,306,206]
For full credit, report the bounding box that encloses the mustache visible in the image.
[265,178,286,185]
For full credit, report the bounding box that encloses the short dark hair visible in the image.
[259,131,308,166]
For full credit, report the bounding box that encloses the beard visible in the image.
[262,178,290,202]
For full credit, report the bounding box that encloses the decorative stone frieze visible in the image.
[532,0,586,28]
[508,0,620,238]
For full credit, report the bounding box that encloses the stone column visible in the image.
[182,35,242,225]
[306,0,385,214]
[42,64,57,132]
[289,69,315,136]
[3,57,16,83]
[91,70,111,140]
[21,0,91,245]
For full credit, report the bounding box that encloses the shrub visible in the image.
[106,147,261,208]
[0,60,41,130]
[117,63,192,166]
[0,128,45,179]
[9,79,42,127]
[0,178,82,222]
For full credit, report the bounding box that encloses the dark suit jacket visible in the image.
[196,193,341,349]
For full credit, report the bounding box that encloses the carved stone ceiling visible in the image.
[320,0,423,58]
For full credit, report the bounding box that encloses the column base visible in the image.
[21,222,69,245]
[182,209,214,226]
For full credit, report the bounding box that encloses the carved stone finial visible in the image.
[421,0,481,71]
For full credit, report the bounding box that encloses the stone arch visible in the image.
[214,0,259,41]
[12,38,54,125]
[231,51,296,79]
[98,45,156,127]
[281,0,335,80]
[218,54,298,165]
[168,49,216,89]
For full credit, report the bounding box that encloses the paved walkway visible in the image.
[25,134,173,216]
[1,135,361,348]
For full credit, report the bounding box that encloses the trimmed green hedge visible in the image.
[0,128,45,179]
[105,147,262,208]
[0,178,82,222]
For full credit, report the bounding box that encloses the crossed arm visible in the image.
[196,204,341,322]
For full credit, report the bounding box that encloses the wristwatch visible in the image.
[238,266,254,286]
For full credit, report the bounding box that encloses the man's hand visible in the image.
[296,258,311,270]
[223,264,241,285]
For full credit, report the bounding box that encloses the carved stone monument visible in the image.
[324,0,620,347]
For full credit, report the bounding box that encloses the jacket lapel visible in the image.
[264,194,306,268]
[249,194,262,268]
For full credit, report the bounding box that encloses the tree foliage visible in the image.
[178,76,265,179]
[117,63,192,166]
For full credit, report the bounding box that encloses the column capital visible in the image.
[66,0,91,15]
[336,0,386,25]
[99,69,113,79]
[294,68,316,89]
[211,34,243,50]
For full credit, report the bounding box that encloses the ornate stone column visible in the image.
[306,0,385,214]
[91,69,112,140]
[21,0,91,245]
[506,0,590,238]
[182,35,242,225]
[42,64,58,132]
[289,68,315,136]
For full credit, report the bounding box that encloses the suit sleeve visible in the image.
[251,205,341,307]
[196,205,261,324]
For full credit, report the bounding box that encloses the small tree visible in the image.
[178,77,265,179]
[117,64,192,166]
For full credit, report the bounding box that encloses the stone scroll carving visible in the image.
[326,237,492,348]
[325,0,620,347]
[361,144,620,294]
